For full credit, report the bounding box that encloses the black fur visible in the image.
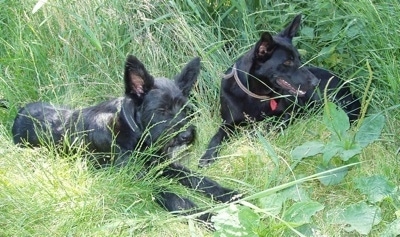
[199,14,361,167]
[12,55,239,223]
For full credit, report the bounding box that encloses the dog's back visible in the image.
[305,66,361,122]
[12,102,71,146]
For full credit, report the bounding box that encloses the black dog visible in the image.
[12,55,238,223]
[199,14,361,167]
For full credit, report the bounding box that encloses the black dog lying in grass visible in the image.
[12,55,239,223]
[199,14,361,167]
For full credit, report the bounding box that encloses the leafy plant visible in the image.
[212,205,266,237]
[291,102,385,185]
[282,201,325,227]
[211,185,326,237]
[211,101,387,236]
[324,174,400,236]
[210,154,353,236]
[354,175,396,203]
[327,202,382,235]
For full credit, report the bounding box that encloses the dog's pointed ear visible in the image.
[174,57,200,97]
[254,32,275,59]
[124,55,155,99]
[278,14,302,40]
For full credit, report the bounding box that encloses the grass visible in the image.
[1,0,399,236]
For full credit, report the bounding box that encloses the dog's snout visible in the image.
[310,76,320,87]
[178,130,194,143]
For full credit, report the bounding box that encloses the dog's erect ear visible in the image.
[124,55,155,99]
[278,14,302,40]
[255,32,275,59]
[174,57,200,97]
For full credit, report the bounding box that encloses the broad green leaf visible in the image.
[282,201,324,225]
[259,185,311,216]
[322,139,361,163]
[292,224,321,237]
[212,204,241,228]
[259,193,286,216]
[338,144,362,161]
[281,185,311,202]
[291,141,325,161]
[319,45,336,56]
[381,218,400,237]
[327,202,382,235]
[355,114,385,148]
[212,205,259,237]
[323,102,350,140]
[238,206,260,230]
[354,175,396,203]
[316,164,348,186]
[322,141,341,165]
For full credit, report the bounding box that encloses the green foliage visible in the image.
[210,101,388,236]
[282,201,325,226]
[212,205,265,237]
[354,175,396,203]
[291,102,385,185]
[327,202,382,235]
[382,219,400,237]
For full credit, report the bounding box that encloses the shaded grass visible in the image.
[0,128,215,236]
[0,0,399,236]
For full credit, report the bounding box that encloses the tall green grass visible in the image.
[1,0,399,236]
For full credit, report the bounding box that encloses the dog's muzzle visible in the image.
[276,78,306,97]
[177,130,195,144]
[163,126,195,159]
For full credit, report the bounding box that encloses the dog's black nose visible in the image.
[310,76,320,87]
[178,130,194,143]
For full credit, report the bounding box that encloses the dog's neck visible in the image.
[224,64,272,100]
[247,73,274,96]
[223,64,278,111]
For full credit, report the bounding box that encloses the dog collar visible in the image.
[223,64,278,111]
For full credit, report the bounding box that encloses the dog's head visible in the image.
[247,14,319,97]
[121,55,200,157]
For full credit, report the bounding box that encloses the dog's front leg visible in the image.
[155,191,212,222]
[113,150,133,168]
[199,123,234,167]
[163,163,240,203]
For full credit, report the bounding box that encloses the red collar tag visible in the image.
[270,99,278,111]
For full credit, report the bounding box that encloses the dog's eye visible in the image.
[157,108,167,114]
[283,60,293,66]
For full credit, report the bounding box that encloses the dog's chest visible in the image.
[243,97,282,119]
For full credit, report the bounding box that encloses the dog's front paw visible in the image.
[198,158,213,168]
[198,154,217,168]
[217,190,243,203]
